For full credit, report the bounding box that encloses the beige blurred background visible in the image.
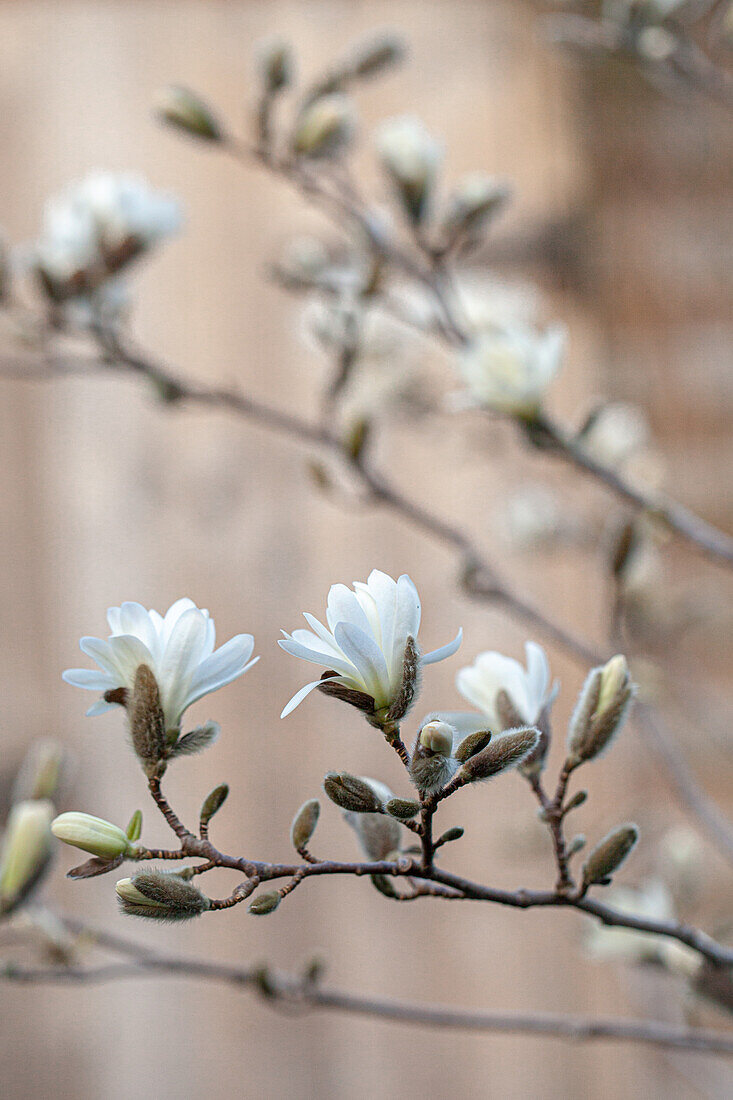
[0,2,731,1098]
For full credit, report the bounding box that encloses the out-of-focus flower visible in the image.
[441,173,511,246]
[63,598,257,731]
[342,778,403,860]
[456,642,554,732]
[376,115,443,223]
[578,402,649,470]
[0,800,54,914]
[604,0,687,23]
[279,569,462,718]
[35,173,180,297]
[155,86,223,142]
[496,484,567,552]
[585,878,698,976]
[457,325,566,418]
[52,812,133,861]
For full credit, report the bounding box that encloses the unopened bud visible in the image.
[564,791,588,814]
[291,799,320,850]
[292,94,355,158]
[436,826,464,846]
[459,727,540,783]
[0,800,54,913]
[248,890,281,915]
[385,798,420,821]
[200,784,229,827]
[129,664,167,777]
[168,721,221,759]
[454,728,492,764]
[442,173,510,245]
[255,36,293,93]
[12,739,66,802]
[376,115,442,225]
[323,772,384,813]
[52,812,132,861]
[567,834,586,857]
[348,33,405,79]
[419,720,454,756]
[568,656,634,764]
[582,824,639,888]
[116,870,210,920]
[383,636,420,724]
[156,85,223,141]
[495,689,525,731]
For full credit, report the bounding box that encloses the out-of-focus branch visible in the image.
[3,924,732,1057]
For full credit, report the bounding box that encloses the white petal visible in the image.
[333,622,389,702]
[160,598,199,645]
[118,602,158,653]
[280,678,328,718]
[524,641,550,718]
[158,607,210,723]
[421,627,463,666]
[104,634,154,684]
[278,636,356,679]
[62,668,116,690]
[79,636,121,677]
[86,698,116,717]
[325,583,375,639]
[106,606,123,634]
[183,635,257,709]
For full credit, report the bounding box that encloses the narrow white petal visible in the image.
[106,606,123,634]
[62,668,116,690]
[333,622,389,702]
[104,634,154,684]
[183,635,256,707]
[325,583,376,639]
[118,602,158,652]
[421,628,463,666]
[280,678,327,718]
[79,636,120,676]
[86,698,116,716]
[158,607,210,724]
[278,636,356,678]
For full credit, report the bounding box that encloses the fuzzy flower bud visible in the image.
[453,728,493,764]
[0,800,54,913]
[568,655,634,764]
[52,812,133,861]
[385,798,420,821]
[155,85,223,141]
[376,115,443,224]
[129,664,167,777]
[292,95,356,158]
[442,173,510,245]
[290,799,321,851]
[200,784,229,828]
[116,870,210,920]
[248,890,282,915]
[342,778,403,861]
[459,727,540,783]
[582,825,639,888]
[348,33,405,79]
[323,772,384,813]
[410,719,459,795]
[419,720,454,756]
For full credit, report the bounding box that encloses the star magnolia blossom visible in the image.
[63,599,257,731]
[376,115,443,190]
[458,324,565,417]
[36,172,181,287]
[279,570,462,718]
[456,641,554,730]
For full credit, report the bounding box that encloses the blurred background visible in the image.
[0,2,731,1097]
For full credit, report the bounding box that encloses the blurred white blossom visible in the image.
[496,484,569,552]
[376,115,443,221]
[456,642,554,730]
[63,598,257,730]
[279,569,462,717]
[579,402,649,470]
[585,879,699,976]
[458,324,566,417]
[35,172,180,294]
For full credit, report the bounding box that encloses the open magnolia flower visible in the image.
[458,324,565,418]
[455,641,554,731]
[63,598,258,731]
[279,569,462,719]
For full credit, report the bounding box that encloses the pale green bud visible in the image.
[419,720,454,757]
[156,85,223,142]
[0,800,54,913]
[582,824,639,888]
[292,95,356,158]
[125,810,143,843]
[52,812,132,861]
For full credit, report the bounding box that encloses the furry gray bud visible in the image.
[116,870,210,920]
[459,727,540,783]
[323,772,384,813]
[385,636,421,723]
[248,890,281,915]
[454,728,492,764]
[385,798,420,821]
[436,826,464,846]
[495,689,525,731]
[582,824,639,888]
[128,664,167,777]
[200,784,229,827]
[568,656,634,764]
[291,799,320,850]
[168,721,221,759]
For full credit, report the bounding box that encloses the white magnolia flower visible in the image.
[279,569,462,718]
[458,324,565,417]
[63,598,258,730]
[456,641,554,731]
[36,172,180,288]
[584,879,697,976]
